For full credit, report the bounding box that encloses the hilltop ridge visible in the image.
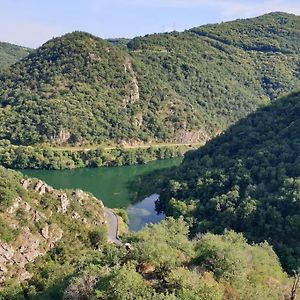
[0,41,31,70]
[0,12,300,147]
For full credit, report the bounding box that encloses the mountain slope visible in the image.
[0,176,292,300]
[0,42,31,70]
[0,167,293,298]
[0,166,107,297]
[0,13,300,146]
[158,91,300,272]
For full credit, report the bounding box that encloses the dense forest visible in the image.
[158,91,300,273]
[1,11,300,299]
[0,12,300,146]
[0,42,31,70]
[0,166,295,299]
[0,141,189,169]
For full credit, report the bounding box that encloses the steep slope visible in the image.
[158,91,300,272]
[0,32,139,145]
[0,13,300,146]
[0,42,31,70]
[0,166,106,294]
[1,210,292,299]
[0,169,294,299]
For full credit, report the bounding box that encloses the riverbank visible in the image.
[0,141,199,170]
[21,158,181,229]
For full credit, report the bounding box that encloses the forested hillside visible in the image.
[0,42,31,70]
[0,12,300,146]
[0,167,293,300]
[158,91,300,273]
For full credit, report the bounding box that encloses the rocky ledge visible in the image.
[0,177,105,283]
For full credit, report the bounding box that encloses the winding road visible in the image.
[104,208,123,245]
[51,142,201,152]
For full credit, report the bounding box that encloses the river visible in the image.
[21,158,182,231]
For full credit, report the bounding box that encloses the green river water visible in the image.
[21,158,182,231]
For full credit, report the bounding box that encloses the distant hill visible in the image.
[0,41,31,70]
[0,12,300,146]
[158,90,300,272]
[107,38,131,47]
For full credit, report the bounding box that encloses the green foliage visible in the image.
[130,217,194,274]
[160,91,300,273]
[1,13,300,146]
[0,167,107,298]
[20,218,290,299]
[194,231,288,299]
[0,212,292,299]
[89,227,107,249]
[191,12,300,54]
[114,208,129,225]
[94,263,152,299]
[0,166,23,210]
[165,267,223,300]
[0,41,31,70]
[0,143,187,169]
[0,218,19,243]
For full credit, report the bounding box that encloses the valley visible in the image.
[21,157,182,230]
[0,10,300,300]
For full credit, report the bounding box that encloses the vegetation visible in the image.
[0,167,295,299]
[0,142,189,169]
[1,11,300,299]
[0,215,293,299]
[158,91,300,273]
[0,166,107,299]
[0,42,31,70]
[0,13,300,147]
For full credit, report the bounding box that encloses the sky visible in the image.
[1,0,300,48]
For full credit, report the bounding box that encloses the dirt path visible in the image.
[52,142,201,152]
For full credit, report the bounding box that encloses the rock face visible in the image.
[21,179,54,195]
[50,128,71,144]
[174,128,222,144]
[57,193,70,214]
[0,176,105,284]
[123,58,140,107]
[0,227,51,283]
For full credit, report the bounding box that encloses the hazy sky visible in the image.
[1,0,300,48]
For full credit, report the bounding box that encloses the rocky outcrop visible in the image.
[50,128,71,144]
[175,129,212,143]
[120,139,144,147]
[23,180,71,214]
[0,225,62,283]
[0,173,106,285]
[72,189,104,208]
[41,224,63,248]
[6,196,23,214]
[123,58,140,107]
[21,179,53,195]
[57,193,70,214]
[34,180,54,194]
[134,113,143,128]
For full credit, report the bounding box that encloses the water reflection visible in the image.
[127,194,165,231]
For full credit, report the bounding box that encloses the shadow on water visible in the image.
[21,158,182,230]
[127,164,177,202]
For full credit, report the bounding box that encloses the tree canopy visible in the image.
[159,91,300,273]
[0,13,300,146]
